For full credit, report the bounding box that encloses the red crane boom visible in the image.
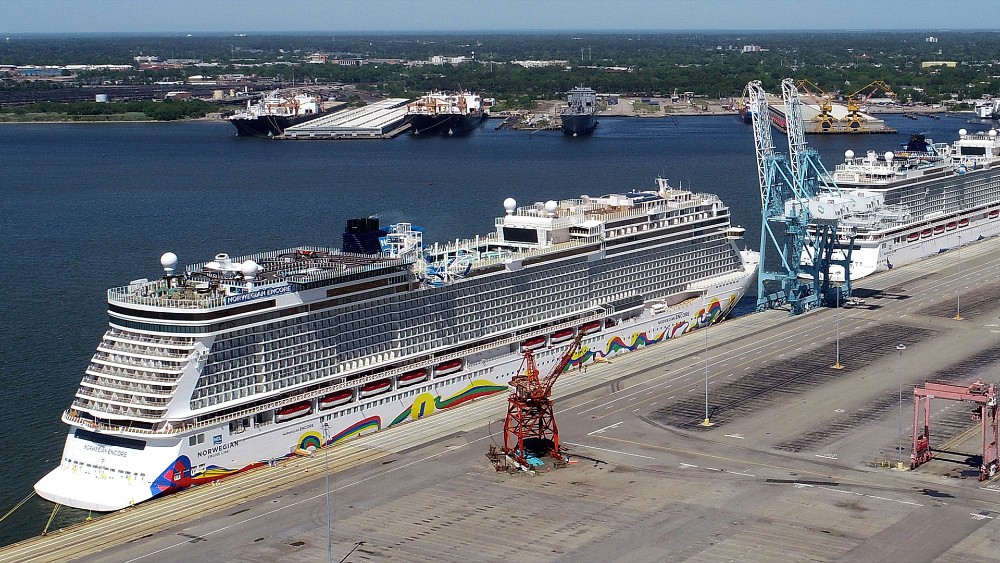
[502,333,584,468]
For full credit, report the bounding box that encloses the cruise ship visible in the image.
[800,129,1000,280]
[35,178,759,511]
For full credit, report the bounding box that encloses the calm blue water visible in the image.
[0,112,979,545]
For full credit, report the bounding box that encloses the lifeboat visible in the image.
[920,228,932,239]
[275,401,311,423]
[934,225,945,235]
[991,210,1000,219]
[550,328,575,344]
[605,318,617,328]
[398,369,428,387]
[906,232,919,242]
[319,390,353,410]
[434,359,463,377]
[521,336,547,351]
[946,222,957,231]
[359,378,392,398]
[580,321,602,335]
[959,218,970,228]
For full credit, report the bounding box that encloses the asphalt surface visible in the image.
[5,236,1000,562]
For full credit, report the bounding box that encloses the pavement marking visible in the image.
[815,485,923,507]
[679,463,698,469]
[724,433,745,439]
[588,422,624,436]
[728,471,756,477]
[815,453,838,460]
[562,441,655,460]
[971,513,995,520]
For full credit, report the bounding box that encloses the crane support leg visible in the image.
[911,380,999,479]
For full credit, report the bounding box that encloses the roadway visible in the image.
[5,237,1000,562]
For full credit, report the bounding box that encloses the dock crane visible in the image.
[501,333,583,469]
[796,79,836,132]
[843,80,897,131]
[746,78,853,315]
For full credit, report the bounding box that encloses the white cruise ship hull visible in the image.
[35,268,755,512]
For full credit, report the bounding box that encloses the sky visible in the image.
[3,0,999,34]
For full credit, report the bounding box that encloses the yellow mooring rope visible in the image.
[0,491,36,525]
[41,503,61,536]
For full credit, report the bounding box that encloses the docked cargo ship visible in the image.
[35,178,758,511]
[799,129,1000,280]
[224,89,327,137]
[560,86,598,136]
[406,91,493,136]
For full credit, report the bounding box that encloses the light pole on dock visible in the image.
[701,293,714,427]
[896,344,907,470]
[324,422,333,563]
[832,289,843,370]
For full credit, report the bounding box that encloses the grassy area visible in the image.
[631,102,662,114]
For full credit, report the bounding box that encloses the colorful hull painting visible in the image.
[77,281,752,511]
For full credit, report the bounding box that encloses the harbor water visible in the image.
[0,111,978,546]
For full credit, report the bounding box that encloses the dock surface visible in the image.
[5,237,1000,562]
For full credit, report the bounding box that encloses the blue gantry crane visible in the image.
[747,78,854,315]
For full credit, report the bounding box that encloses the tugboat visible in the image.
[406,92,494,136]
[224,89,328,137]
[560,86,598,136]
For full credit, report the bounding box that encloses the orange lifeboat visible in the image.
[319,390,352,410]
[434,359,463,377]
[906,232,919,242]
[580,321,602,335]
[275,401,311,423]
[550,328,575,344]
[959,218,970,228]
[359,378,392,398]
[521,336,547,351]
[398,369,428,387]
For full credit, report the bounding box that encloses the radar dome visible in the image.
[960,128,968,136]
[241,260,259,278]
[884,151,894,161]
[845,150,855,159]
[991,129,998,138]
[503,197,517,215]
[544,200,558,215]
[160,252,178,275]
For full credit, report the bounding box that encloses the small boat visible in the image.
[580,321,602,335]
[934,225,945,235]
[434,359,463,377]
[521,336,547,351]
[275,401,311,423]
[319,390,353,410]
[946,222,957,231]
[921,228,932,239]
[359,378,392,398]
[398,369,428,387]
[990,210,999,219]
[550,328,575,343]
[906,232,920,242]
[959,218,970,228]
[604,318,617,328]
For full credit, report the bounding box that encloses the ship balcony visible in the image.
[92,352,186,373]
[79,376,176,398]
[106,328,195,348]
[98,340,192,360]
[74,392,169,416]
[69,401,165,424]
[85,364,182,385]
[76,386,172,407]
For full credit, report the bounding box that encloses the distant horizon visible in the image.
[4,0,1000,35]
[2,29,993,39]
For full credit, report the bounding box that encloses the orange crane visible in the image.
[796,79,836,132]
[843,80,897,130]
[502,332,584,468]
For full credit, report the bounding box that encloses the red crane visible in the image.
[502,332,584,468]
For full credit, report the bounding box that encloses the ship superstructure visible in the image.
[406,91,494,136]
[36,178,758,511]
[799,129,1000,280]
